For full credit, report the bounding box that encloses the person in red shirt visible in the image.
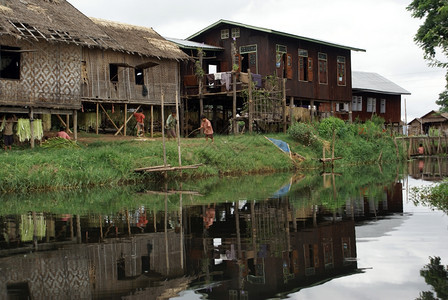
[56,127,71,139]
[199,115,214,143]
[133,109,145,137]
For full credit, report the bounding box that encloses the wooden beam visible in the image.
[56,114,73,134]
[115,105,141,136]
[99,103,121,135]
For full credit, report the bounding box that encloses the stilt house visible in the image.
[180,19,365,134]
[0,0,187,144]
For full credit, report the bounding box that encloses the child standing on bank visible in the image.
[199,115,214,143]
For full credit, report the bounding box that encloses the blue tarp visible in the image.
[266,137,291,154]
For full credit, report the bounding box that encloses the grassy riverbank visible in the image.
[0,117,406,193]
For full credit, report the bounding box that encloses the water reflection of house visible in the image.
[344,182,403,220]
[186,201,358,300]
[0,233,186,299]
[408,157,448,181]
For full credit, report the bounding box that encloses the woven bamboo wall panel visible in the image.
[0,40,82,109]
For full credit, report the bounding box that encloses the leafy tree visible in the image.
[407,0,448,112]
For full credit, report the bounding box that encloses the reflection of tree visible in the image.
[416,256,448,300]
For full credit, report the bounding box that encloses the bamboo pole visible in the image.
[161,92,167,167]
[175,90,182,168]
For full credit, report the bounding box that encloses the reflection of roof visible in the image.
[352,71,411,95]
[165,37,224,51]
[187,19,365,52]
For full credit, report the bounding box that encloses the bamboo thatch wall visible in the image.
[0,36,82,110]
[82,48,179,105]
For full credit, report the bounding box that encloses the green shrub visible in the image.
[318,117,346,138]
[288,122,319,146]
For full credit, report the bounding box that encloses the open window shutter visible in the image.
[248,52,257,74]
[344,103,349,112]
[308,58,313,81]
[298,58,304,81]
[287,53,293,79]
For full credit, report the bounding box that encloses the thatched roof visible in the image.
[91,18,189,60]
[0,0,187,60]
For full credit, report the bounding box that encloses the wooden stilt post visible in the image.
[30,107,34,149]
[311,100,315,123]
[282,80,287,133]
[96,102,99,135]
[124,104,127,136]
[233,71,237,135]
[248,69,253,133]
[289,95,294,126]
[66,114,69,132]
[150,105,154,138]
[73,110,78,141]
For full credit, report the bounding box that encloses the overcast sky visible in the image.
[67,0,447,122]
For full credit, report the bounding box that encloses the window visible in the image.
[298,49,313,81]
[337,56,346,86]
[109,64,118,82]
[318,52,328,84]
[231,27,240,38]
[240,44,257,73]
[352,96,362,111]
[135,68,144,85]
[367,97,376,112]
[0,46,21,80]
[221,29,229,39]
[276,45,287,77]
[380,99,386,113]
[336,102,349,112]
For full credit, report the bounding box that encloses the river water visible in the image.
[0,158,447,300]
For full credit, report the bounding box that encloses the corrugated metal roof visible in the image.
[187,19,366,52]
[352,71,411,95]
[165,37,224,51]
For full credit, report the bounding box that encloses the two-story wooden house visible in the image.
[184,19,365,130]
[0,0,187,145]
